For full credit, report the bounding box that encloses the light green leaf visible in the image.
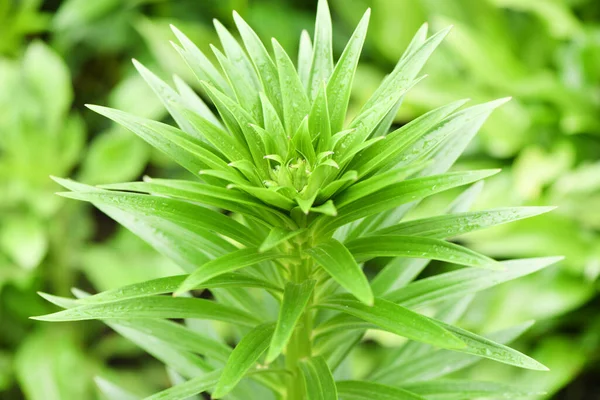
[212,323,275,398]
[94,377,139,400]
[213,19,260,90]
[145,370,221,400]
[337,380,425,400]
[266,280,316,362]
[346,235,501,269]
[170,25,232,96]
[259,228,306,252]
[298,356,337,400]
[298,29,313,89]
[401,379,544,400]
[211,45,262,121]
[176,248,283,294]
[326,8,370,133]
[313,170,500,235]
[33,296,259,326]
[371,321,543,384]
[305,239,373,305]
[273,38,310,134]
[55,178,258,248]
[232,11,282,116]
[317,296,464,349]
[386,257,564,306]
[338,26,452,160]
[350,100,468,177]
[334,162,429,208]
[374,207,554,238]
[308,0,334,100]
[86,105,227,177]
[73,273,281,305]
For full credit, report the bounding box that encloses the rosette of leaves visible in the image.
[36,1,561,398]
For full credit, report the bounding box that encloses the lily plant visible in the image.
[35,1,559,399]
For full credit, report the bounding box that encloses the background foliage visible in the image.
[0,0,598,399]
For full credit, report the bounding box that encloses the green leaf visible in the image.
[372,207,555,238]
[213,19,260,91]
[72,273,281,305]
[33,296,260,326]
[336,380,425,400]
[345,235,501,269]
[309,83,332,152]
[176,248,283,294]
[317,296,464,349]
[212,44,263,122]
[298,356,337,400]
[371,322,543,384]
[132,59,199,138]
[232,11,282,117]
[437,321,549,371]
[86,105,227,178]
[272,38,310,134]
[145,370,221,400]
[338,26,452,161]
[326,8,370,133]
[298,29,313,89]
[401,379,544,400]
[173,75,223,129]
[308,0,334,100]
[334,162,430,208]
[170,25,232,96]
[313,170,500,235]
[266,280,316,362]
[349,100,468,177]
[212,323,275,398]
[94,377,139,400]
[385,257,563,306]
[305,239,373,305]
[109,321,211,378]
[259,228,307,252]
[199,83,269,178]
[260,92,288,155]
[102,178,295,229]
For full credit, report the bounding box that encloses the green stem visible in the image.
[285,253,313,399]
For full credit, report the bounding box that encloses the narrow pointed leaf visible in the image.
[86,105,228,177]
[176,248,283,294]
[336,381,425,400]
[386,257,563,306]
[313,170,500,234]
[317,295,464,349]
[170,25,232,96]
[308,0,334,100]
[266,280,316,362]
[373,207,555,238]
[259,228,306,252]
[327,9,370,133]
[33,296,259,326]
[402,379,544,400]
[212,323,275,398]
[233,11,282,116]
[298,356,337,400]
[145,370,221,400]
[346,235,501,269]
[298,30,313,89]
[213,19,260,90]
[273,38,310,134]
[305,239,373,305]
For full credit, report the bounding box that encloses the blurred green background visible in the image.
[0,0,599,399]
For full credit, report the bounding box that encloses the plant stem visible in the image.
[285,252,313,399]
